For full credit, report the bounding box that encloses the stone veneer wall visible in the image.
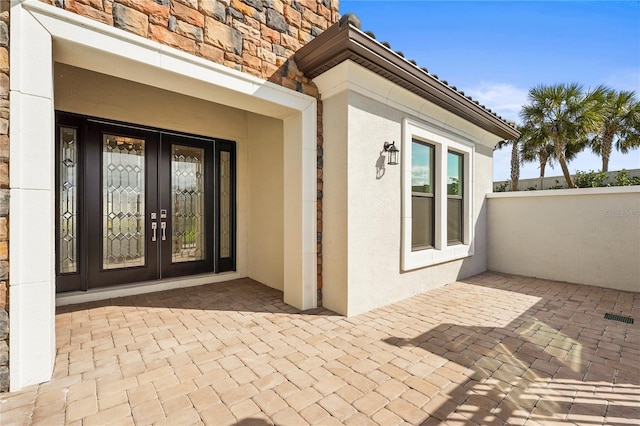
[0,2,8,393]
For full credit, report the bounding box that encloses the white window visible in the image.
[411,140,435,250]
[402,119,474,270]
[447,150,464,245]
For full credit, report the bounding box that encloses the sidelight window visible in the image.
[58,127,79,274]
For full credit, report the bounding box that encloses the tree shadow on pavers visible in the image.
[382,274,640,425]
[57,277,339,317]
[234,418,273,426]
[385,323,640,425]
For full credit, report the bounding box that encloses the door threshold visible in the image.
[56,271,242,307]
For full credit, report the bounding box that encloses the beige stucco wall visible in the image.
[321,92,349,314]
[487,188,640,292]
[54,63,249,143]
[322,89,496,316]
[55,63,286,288]
[247,114,284,290]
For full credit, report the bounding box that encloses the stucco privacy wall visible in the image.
[9,0,318,391]
[318,61,500,316]
[487,188,640,293]
[54,64,286,292]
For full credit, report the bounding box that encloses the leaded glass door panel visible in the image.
[86,122,160,288]
[103,134,146,270]
[159,135,215,278]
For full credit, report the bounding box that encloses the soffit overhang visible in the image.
[295,20,520,141]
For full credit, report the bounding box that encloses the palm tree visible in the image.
[521,136,584,189]
[589,89,640,172]
[520,83,606,188]
[521,136,552,190]
[496,130,522,191]
[509,136,520,191]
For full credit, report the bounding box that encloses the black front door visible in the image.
[55,113,236,292]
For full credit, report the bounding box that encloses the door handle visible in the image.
[161,222,167,241]
[151,221,157,242]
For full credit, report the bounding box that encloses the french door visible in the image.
[55,112,236,292]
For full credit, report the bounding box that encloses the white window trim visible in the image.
[402,118,475,271]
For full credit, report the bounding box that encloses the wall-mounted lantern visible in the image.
[383,141,399,165]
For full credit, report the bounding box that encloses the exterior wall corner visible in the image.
[0,0,10,394]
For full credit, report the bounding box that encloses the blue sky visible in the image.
[339,0,640,181]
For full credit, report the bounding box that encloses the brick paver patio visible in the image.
[1,272,639,425]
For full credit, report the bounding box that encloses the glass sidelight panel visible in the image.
[59,127,78,274]
[220,151,231,258]
[103,135,146,269]
[171,145,205,263]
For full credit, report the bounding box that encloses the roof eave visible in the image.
[295,22,520,140]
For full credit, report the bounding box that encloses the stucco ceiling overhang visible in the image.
[295,17,520,141]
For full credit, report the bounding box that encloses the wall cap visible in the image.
[487,186,640,199]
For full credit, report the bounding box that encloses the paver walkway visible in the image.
[1,272,639,425]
